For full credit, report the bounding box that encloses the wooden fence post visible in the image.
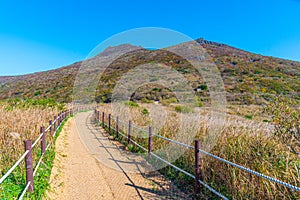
[148,126,153,159]
[194,139,202,199]
[57,113,60,125]
[49,120,53,136]
[102,112,105,128]
[24,140,34,192]
[108,114,111,133]
[41,126,46,154]
[128,120,132,144]
[116,116,119,138]
[53,116,57,134]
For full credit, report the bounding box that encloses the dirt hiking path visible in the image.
[45,111,190,200]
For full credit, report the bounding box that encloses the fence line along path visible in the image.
[46,111,190,200]
[0,109,73,199]
[0,105,91,199]
[96,108,300,200]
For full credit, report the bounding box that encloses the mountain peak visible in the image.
[0,38,299,104]
[196,38,225,47]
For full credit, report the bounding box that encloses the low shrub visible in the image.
[124,101,139,107]
[174,105,192,113]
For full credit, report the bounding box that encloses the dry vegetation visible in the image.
[0,39,299,199]
[97,102,300,199]
[0,39,299,106]
[0,101,61,174]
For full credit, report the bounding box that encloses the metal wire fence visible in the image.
[0,110,71,199]
[0,105,93,199]
[95,108,300,199]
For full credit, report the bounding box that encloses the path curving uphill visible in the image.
[45,111,190,200]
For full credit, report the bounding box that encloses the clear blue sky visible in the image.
[1,0,300,75]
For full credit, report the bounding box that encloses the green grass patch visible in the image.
[174,105,192,113]
[141,108,150,115]
[161,97,178,106]
[0,115,72,199]
[244,115,253,119]
[124,101,139,107]
[3,98,65,111]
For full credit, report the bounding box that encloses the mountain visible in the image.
[0,39,299,105]
[0,64,80,102]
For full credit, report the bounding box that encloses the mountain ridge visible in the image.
[0,38,299,104]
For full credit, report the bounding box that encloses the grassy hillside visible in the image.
[0,39,299,105]
[0,64,80,102]
[0,39,299,199]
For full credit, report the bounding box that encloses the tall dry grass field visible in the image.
[98,102,300,199]
[0,104,60,174]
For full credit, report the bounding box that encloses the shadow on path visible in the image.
[77,111,191,200]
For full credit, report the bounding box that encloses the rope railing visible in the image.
[129,138,148,152]
[121,119,195,149]
[33,143,51,177]
[109,125,128,139]
[32,143,51,177]
[95,108,300,199]
[96,109,227,199]
[0,107,87,199]
[18,181,31,200]
[101,116,148,152]
[0,150,29,184]
[117,115,300,191]
[150,152,229,200]
[131,124,148,133]
[196,147,300,192]
[151,132,194,149]
[16,108,87,199]
[31,131,45,148]
[32,112,65,148]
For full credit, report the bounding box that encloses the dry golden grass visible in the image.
[0,104,60,174]
[98,102,300,199]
